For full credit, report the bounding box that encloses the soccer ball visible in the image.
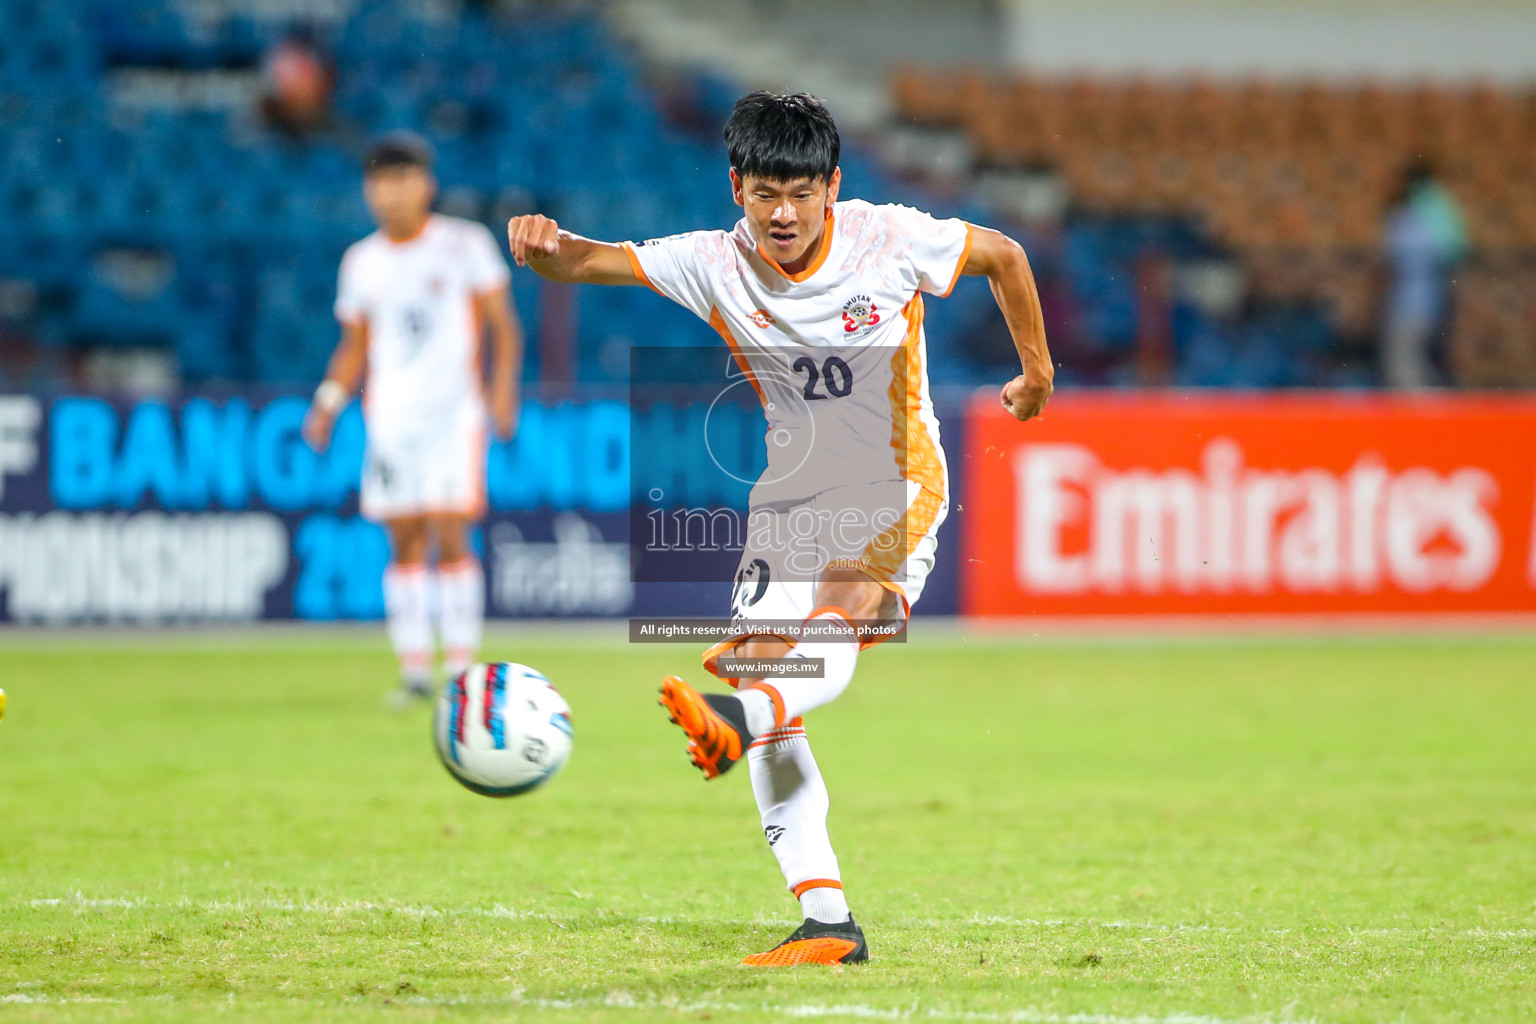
[433,663,573,797]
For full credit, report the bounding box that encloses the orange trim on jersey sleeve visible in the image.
[756,209,836,283]
[708,306,767,406]
[620,241,665,297]
[940,223,976,298]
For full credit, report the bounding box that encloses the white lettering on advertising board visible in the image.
[1015,439,1502,595]
[489,513,633,615]
[0,512,288,623]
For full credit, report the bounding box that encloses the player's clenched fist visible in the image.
[1001,374,1052,422]
[507,214,561,267]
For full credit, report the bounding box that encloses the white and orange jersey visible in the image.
[622,199,971,507]
[335,214,510,430]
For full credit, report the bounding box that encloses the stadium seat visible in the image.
[892,67,1536,385]
[32,0,1523,388]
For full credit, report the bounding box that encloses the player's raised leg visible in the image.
[731,577,892,741]
[432,513,484,680]
[384,515,434,706]
[735,604,863,731]
[658,582,877,778]
[660,574,882,772]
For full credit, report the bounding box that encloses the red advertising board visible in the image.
[961,392,1536,618]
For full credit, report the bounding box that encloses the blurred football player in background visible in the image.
[305,132,522,706]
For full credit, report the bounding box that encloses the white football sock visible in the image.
[737,687,777,737]
[384,562,431,682]
[799,884,851,925]
[748,729,849,923]
[750,611,860,727]
[436,558,485,677]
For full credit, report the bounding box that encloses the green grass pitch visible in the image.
[2,626,1534,1023]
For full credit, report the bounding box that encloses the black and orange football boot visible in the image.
[658,675,754,779]
[740,916,869,967]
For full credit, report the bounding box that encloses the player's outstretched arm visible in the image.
[303,319,368,451]
[507,214,641,286]
[961,226,1055,422]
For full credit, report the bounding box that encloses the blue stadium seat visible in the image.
[71,256,183,348]
[0,232,83,292]
[5,0,1319,388]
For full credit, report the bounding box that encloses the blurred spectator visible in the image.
[1381,161,1466,389]
[258,29,334,137]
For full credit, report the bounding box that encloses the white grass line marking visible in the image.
[0,994,125,1005]
[25,893,548,921]
[0,991,1319,1024]
[416,992,1330,1024]
[18,893,1536,940]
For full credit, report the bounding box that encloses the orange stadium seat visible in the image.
[891,68,1536,384]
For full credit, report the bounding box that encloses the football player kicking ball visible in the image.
[507,92,1052,965]
[305,132,523,707]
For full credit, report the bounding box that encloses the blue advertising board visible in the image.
[0,392,962,624]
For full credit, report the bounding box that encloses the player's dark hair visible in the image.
[364,131,435,174]
[724,91,840,183]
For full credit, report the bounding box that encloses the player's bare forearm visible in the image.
[478,287,523,439]
[323,320,369,393]
[988,269,1053,403]
[304,319,368,450]
[506,214,640,286]
[962,226,1054,422]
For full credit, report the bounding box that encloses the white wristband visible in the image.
[314,379,347,414]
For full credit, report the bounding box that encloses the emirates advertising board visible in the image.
[961,393,1536,619]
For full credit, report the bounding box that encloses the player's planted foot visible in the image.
[741,915,868,967]
[658,676,753,779]
[388,674,434,711]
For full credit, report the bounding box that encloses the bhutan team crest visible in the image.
[841,294,880,337]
